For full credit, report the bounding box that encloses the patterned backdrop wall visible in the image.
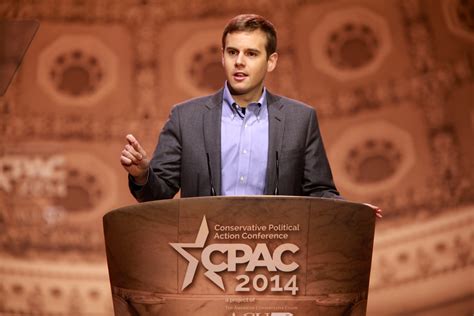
[0,0,473,315]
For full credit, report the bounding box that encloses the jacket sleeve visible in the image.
[128,106,182,202]
[303,108,343,199]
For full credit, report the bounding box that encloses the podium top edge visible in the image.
[105,196,372,217]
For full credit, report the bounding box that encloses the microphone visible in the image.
[206,153,216,196]
[274,151,279,195]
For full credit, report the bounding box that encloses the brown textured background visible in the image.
[0,0,473,315]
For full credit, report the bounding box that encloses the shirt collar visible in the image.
[222,81,267,119]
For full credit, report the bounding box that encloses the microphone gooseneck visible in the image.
[274,151,279,195]
[206,152,216,196]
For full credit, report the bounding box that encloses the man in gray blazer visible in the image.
[121,14,381,217]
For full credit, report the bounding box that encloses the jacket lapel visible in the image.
[203,89,223,195]
[265,91,285,195]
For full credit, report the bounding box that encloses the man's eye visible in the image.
[247,52,257,57]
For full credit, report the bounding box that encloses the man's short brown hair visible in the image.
[222,14,277,57]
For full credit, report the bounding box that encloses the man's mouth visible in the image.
[233,72,248,81]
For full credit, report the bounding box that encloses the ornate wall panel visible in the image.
[309,6,392,81]
[173,28,225,97]
[0,0,473,315]
[37,34,118,107]
[156,19,226,115]
[14,21,133,119]
[292,1,411,101]
[329,120,417,196]
[442,0,474,42]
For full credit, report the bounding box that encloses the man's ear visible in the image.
[221,48,225,67]
[267,52,278,72]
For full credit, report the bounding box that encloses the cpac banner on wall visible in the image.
[103,196,375,316]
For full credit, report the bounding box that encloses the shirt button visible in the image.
[242,149,248,154]
[240,176,245,183]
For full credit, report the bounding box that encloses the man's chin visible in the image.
[227,83,248,96]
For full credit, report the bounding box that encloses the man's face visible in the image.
[222,30,278,102]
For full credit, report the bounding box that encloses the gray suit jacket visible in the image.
[130,89,341,201]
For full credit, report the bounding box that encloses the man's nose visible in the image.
[235,53,245,66]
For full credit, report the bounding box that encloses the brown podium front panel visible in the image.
[103,196,375,316]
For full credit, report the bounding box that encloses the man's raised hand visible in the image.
[120,134,150,185]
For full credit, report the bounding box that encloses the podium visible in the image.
[103,196,375,316]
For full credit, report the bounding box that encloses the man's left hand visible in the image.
[364,203,383,218]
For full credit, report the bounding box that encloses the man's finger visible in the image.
[120,155,132,166]
[125,144,143,160]
[122,149,138,164]
[126,134,137,144]
[363,203,383,219]
[126,134,146,157]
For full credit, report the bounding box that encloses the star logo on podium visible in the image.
[169,216,210,290]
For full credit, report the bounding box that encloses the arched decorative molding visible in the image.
[0,258,112,314]
[329,120,416,195]
[443,0,474,42]
[174,28,224,97]
[309,6,392,81]
[368,205,474,314]
[37,35,118,106]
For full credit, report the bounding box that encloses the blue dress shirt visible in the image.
[221,83,269,195]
